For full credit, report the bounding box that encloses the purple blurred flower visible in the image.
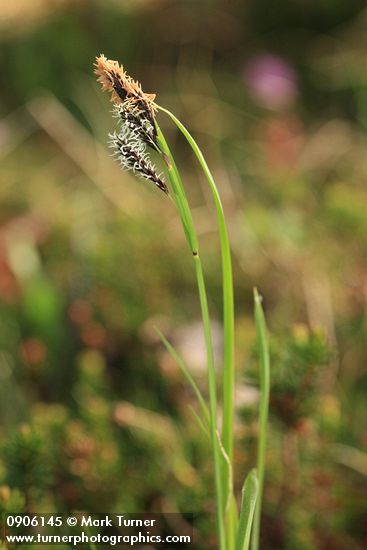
[244,54,298,109]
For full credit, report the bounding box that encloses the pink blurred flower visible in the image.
[244,54,298,109]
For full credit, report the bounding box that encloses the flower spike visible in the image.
[109,130,168,194]
[94,54,157,119]
[95,54,167,194]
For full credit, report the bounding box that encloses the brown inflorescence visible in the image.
[95,54,167,194]
[94,54,157,118]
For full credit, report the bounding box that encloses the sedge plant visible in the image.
[94,54,270,550]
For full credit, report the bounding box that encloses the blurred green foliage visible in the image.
[1,1,367,548]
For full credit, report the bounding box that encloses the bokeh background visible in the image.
[1,1,367,548]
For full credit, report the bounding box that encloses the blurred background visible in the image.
[1,1,367,548]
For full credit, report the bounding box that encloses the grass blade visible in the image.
[236,469,259,550]
[251,289,270,550]
[157,106,236,547]
[155,326,210,426]
[157,105,235,462]
[156,124,226,549]
[188,404,210,439]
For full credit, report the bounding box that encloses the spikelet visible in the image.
[94,54,157,118]
[112,103,159,152]
[109,128,168,194]
[95,54,167,194]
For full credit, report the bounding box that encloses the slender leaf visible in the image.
[155,326,210,426]
[236,469,259,550]
[251,289,270,550]
[217,430,239,549]
[188,405,210,439]
[158,106,236,548]
[156,124,226,549]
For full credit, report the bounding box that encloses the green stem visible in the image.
[157,107,236,546]
[157,106,235,465]
[252,289,270,550]
[156,123,226,550]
